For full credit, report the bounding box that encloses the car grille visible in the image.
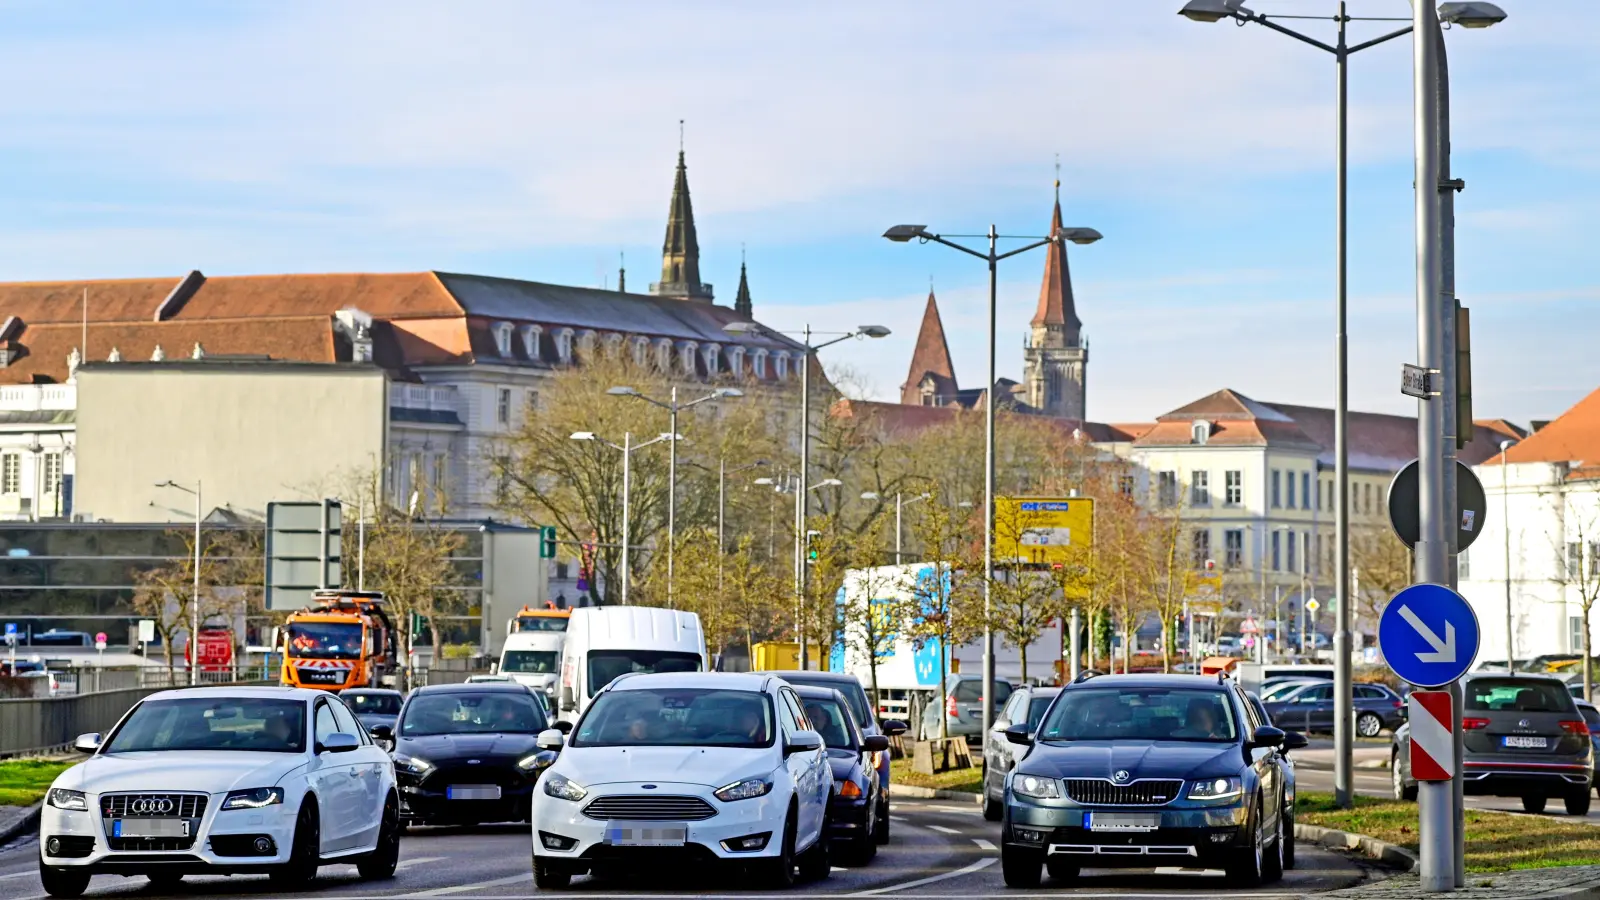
[100,793,208,819]
[1064,779,1182,806]
[297,667,348,685]
[582,795,717,821]
[107,836,196,852]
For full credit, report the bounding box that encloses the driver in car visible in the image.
[1172,699,1225,739]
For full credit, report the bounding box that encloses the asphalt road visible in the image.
[0,799,1389,900]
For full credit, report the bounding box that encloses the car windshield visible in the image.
[587,650,702,697]
[800,697,856,750]
[502,650,559,674]
[780,675,871,727]
[104,697,306,753]
[1465,678,1573,713]
[573,688,773,748]
[1039,687,1238,743]
[399,691,547,737]
[952,679,1014,705]
[515,616,568,633]
[286,622,363,659]
[1026,696,1055,731]
[345,693,401,715]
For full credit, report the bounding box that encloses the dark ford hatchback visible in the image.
[1000,675,1296,889]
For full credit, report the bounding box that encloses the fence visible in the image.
[0,680,273,758]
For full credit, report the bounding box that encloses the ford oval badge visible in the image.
[641,784,657,790]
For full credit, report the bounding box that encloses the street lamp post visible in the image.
[861,491,931,563]
[884,221,1102,741]
[1500,439,1514,673]
[570,431,675,605]
[155,479,202,686]
[609,386,743,609]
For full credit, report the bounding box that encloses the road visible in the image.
[0,799,1388,900]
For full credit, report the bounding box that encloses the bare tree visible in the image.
[1555,488,1600,700]
[902,500,980,739]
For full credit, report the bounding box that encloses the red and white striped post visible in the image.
[1408,690,1454,781]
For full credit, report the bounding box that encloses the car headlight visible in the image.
[542,772,587,802]
[517,752,556,773]
[47,789,88,811]
[222,787,285,810]
[393,753,434,776]
[1011,774,1061,800]
[714,778,773,802]
[1187,777,1243,801]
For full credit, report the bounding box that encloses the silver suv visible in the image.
[920,674,1014,741]
[1392,674,1593,814]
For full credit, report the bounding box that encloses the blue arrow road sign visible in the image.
[1379,582,1481,688]
[3,624,13,636]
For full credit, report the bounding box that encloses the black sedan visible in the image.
[342,688,404,736]
[795,685,890,866]
[1000,674,1292,889]
[1262,681,1405,737]
[379,682,567,826]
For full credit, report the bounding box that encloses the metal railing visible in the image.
[0,677,274,758]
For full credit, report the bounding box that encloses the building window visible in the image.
[555,329,574,363]
[526,389,540,414]
[1590,542,1600,580]
[42,453,62,494]
[1225,470,1243,506]
[681,341,699,376]
[1572,616,1587,653]
[656,339,673,370]
[1286,472,1296,509]
[556,561,570,580]
[1157,471,1178,507]
[493,322,513,357]
[1568,542,1584,581]
[520,325,542,361]
[1224,530,1244,569]
[1316,477,1324,511]
[1459,547,1470,580]
[1287,530,1297,573]
[1192,529,1211,568]
[701,343,721,376]
[1118,474,1136,497]
[1271,470,1281,509]
[1191,420,1210,445]
[0,454,18,494]
[432,454,447,497]
[1271,531,1282,571]
[1314,534,1323,577]
[728,346,746,378]
[497,388,511,427]
[1191,471,1210,506]
[753,348,768,379]
[632,336,649,367]
[1301,472,1311,510]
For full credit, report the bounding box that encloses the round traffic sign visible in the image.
[1386,459,1488,551]
[95,632,106,644]
[1378,582,1481,687]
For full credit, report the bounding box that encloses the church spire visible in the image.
[900,289,959,406]
[651,123,713,302]
[1030,180,1082,337]
[733,247,753,317]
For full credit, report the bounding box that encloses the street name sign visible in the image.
[1401,363,1438,399]
[1378,582,1481,688]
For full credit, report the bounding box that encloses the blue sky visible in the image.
[0,1,1593,425]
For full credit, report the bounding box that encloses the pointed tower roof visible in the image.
[733,260,753,317]
[900,290,959,406]
[1031,190,1082,333]
[652,146,713,302]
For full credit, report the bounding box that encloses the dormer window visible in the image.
[494,322,514,357]
[520,325,543,361]
[604,333,624,357]
[728,346,746,378]
[578,330,597,358]
[680,341,698,376]
[753,348,769,380]
[555,328,575,364]
[655,338,673,370]
[775,351,790,381]
[632,336,650,367]
[1192,420,1211,445]
[701,343,721,377]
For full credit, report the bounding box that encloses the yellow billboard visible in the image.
[994,497,1095,566]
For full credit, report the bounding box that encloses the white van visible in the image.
[556,606,707,723]
[498,630,566,697]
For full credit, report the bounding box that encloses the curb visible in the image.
[1297,822,1416,872]
[1296,759,1391,772]
[889,784,983,804]
[0,803,41,848]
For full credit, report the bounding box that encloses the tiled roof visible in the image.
[830,398,1118,443]
[1159,388,1294,423]
[1031,198,1082,333]
[1266,401,1516,469]
[1484,385,1600,469]
[1474,418,1529,443]
[0,319,336,384]
[901,290,958,405]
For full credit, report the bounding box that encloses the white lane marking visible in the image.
[831,866,849,872]
[931,804,977,813]
[847,856,997,895]
[399,871,530,897]
[927,824,961,834]
[889,815,908,823]
[972,837,997,850]
[397,856,446,870]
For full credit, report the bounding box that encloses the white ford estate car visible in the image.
[529,672,832,889]
[39,686,398,898]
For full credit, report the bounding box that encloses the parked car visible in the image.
[1578,701,1600,796]
[794,686,890,865]
[1259,679,1321,703]
[1247,690,1308,871]
[1392,674,1593,814]
[919,674,1015,742]
[1262,681,1404,737]
[981,686,1060,821]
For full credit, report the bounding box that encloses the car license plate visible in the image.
[112,819,188,838]
[446,785,502,800]
[603,822,687,847]
[1503,736,1549,749]
[1085,812,1159,832]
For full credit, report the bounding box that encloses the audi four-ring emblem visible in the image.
[130,798,175,815]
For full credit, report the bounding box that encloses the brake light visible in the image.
[947,696,958,718]
[1561,720,1590,736]
[1393,700,1404,709]
[1462,717,1490,730]
[839,779,863,798]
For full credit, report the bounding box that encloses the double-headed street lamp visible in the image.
[155,479,203,686]
[726,321,890,669]
[860,491,931,563]
[608,386,743,609]
[883,221,1101,745]
[570,430,676,605]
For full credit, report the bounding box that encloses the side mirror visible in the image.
[1251,725,1286,749]
[369,724,394,741]
[320,732,360,754]
[784,730,823,756]
[537,728,566,751]
[880,719,908,737]
[1282,730,1310,752]
[991,718,1012,733]
[862,735,890,753]
[73,733,102,754]
[560,686,576,710]
[1004,724,1034,747]
[553,720,574,734]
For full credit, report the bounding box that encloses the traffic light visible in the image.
[539,526,557,559]
[805,530,821,563]
[409,611,429,633]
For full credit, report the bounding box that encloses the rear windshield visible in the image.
[1580,705,1600,727]
[1465,679,1574,713]
[780,675,871,727]
[953,680,1014,704]
[344,693,401,715]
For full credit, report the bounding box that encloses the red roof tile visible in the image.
[1486,386,1600,469]
[900,290,958,405]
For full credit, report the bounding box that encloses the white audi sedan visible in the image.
[529,671,832,889]
[39,686,398,898]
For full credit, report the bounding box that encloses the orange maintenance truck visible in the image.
[507,603,571,636]
[279,589,398,691]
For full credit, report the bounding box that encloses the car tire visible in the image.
[1566,790,1592,817]
[796,827,831,882]
[1261,804,1285,884]
[1001,843,1042,889]
[1283,806,1297,871]
[146,871,184,889]
[1357,712,1382,738]
[1045,858,1078,882]
[270,798,322,888]
[38,862,90,899]
[358,794,401,880]
[759,807,797,890]
[982,776,1003,823]
[1225,802,1265,888]
[1523,795,1548,814]
[872,798,890,844]
[1393,752,1418,802]
[532,848,572,891]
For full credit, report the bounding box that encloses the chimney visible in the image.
[154,270,206,321]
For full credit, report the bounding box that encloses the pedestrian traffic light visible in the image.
[409,611,428,633]
[539,526,557,558]
[805,530,821,563]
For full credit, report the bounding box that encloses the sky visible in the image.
[0,1,1593,426]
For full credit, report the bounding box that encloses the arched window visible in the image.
[520,325,543,361]
[701,343,721,377]
[655,338,673,370]
[493,322,514,357]
[680,341,699,376]
[1192,420,1211,445]
[555,328,575,364]
[728,346,746,378]
[753,348,769,379]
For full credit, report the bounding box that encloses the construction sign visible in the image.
[994,497,1095,567]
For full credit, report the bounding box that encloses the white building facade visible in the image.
[0,383,76,521]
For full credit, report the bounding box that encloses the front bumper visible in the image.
[399,774,537,824]
[530,780,793,868]
[825,793,872,840]
[1006,799,1250,868]
[40,795,297,874]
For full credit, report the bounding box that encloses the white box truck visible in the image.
[556,606,707,723]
